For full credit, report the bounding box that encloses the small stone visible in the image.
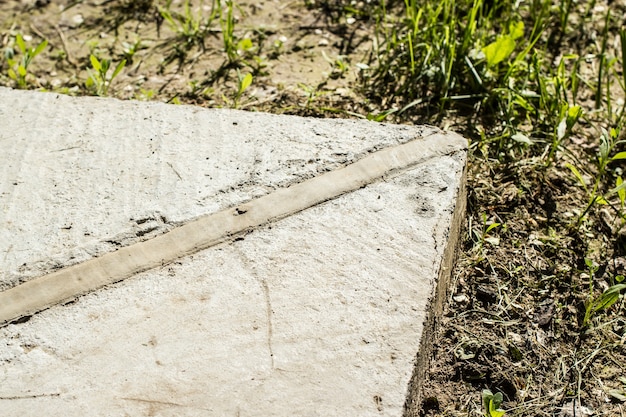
[453,294,467,303]
[509,332,523,344]
[560,400,594,417]
[72,14,84,26]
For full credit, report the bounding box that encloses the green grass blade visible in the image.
[565,163,588,193]
[595,8,611,109]
[606,180,626,198]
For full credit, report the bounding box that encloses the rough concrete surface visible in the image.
[0,88,467,416]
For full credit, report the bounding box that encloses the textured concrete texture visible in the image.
[0,87,467,416]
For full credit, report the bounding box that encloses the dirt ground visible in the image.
[1,1,625,416]
[0,0,372,113]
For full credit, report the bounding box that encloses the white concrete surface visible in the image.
[0,88,467,416]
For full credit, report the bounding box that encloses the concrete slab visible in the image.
[0,87,467,416]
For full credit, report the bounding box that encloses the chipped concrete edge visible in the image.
[404,140,468,417]
[0,130,466,327]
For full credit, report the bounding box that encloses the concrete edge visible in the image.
[0,130,466,327]
[404,148,468,416]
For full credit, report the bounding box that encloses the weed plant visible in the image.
[363,0,588,158]
[359,0,625,223]
[3,33,47,89]
[86,54,126,96]
[158,0,218,50]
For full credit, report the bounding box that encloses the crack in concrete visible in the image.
[166,161,182,181]
[260,276,275,370]
[234,247,275,369]
[0,392,60,400]
[2,245,12,264]
[120,396,211,412]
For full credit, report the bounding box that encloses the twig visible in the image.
[29,23,53,48]
[54,25,79,69]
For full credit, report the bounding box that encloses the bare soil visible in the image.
[1,0,373,113]
[1,1,625,416]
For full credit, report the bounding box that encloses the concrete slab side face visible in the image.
[0,87,437,290]
[0,88,467,416]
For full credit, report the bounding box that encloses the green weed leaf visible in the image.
[90,54,101,71]
[482,22,523,68]
[111,59,126,80]
[240,72,253,92]
[489,404,506,417]
[509,21,524,40]
[483,36,515,67]
[608,179,626,199]
[33,40,48,57]
[366,109,397,122]
[100,59,111,74]
[599,129,611,163]
[596,196,609,205]
[489,392,506,417]
[482,389,494,408]
[485,222,501,233]
[611,152,626,161]
[482,390,506,417]
[491,392,503,408]
[237,38,253,52]
[565,163,588,192]
[567,105,582,125]
[15,34,26,54]
[610,127,618,140]
[592,284,626,313]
